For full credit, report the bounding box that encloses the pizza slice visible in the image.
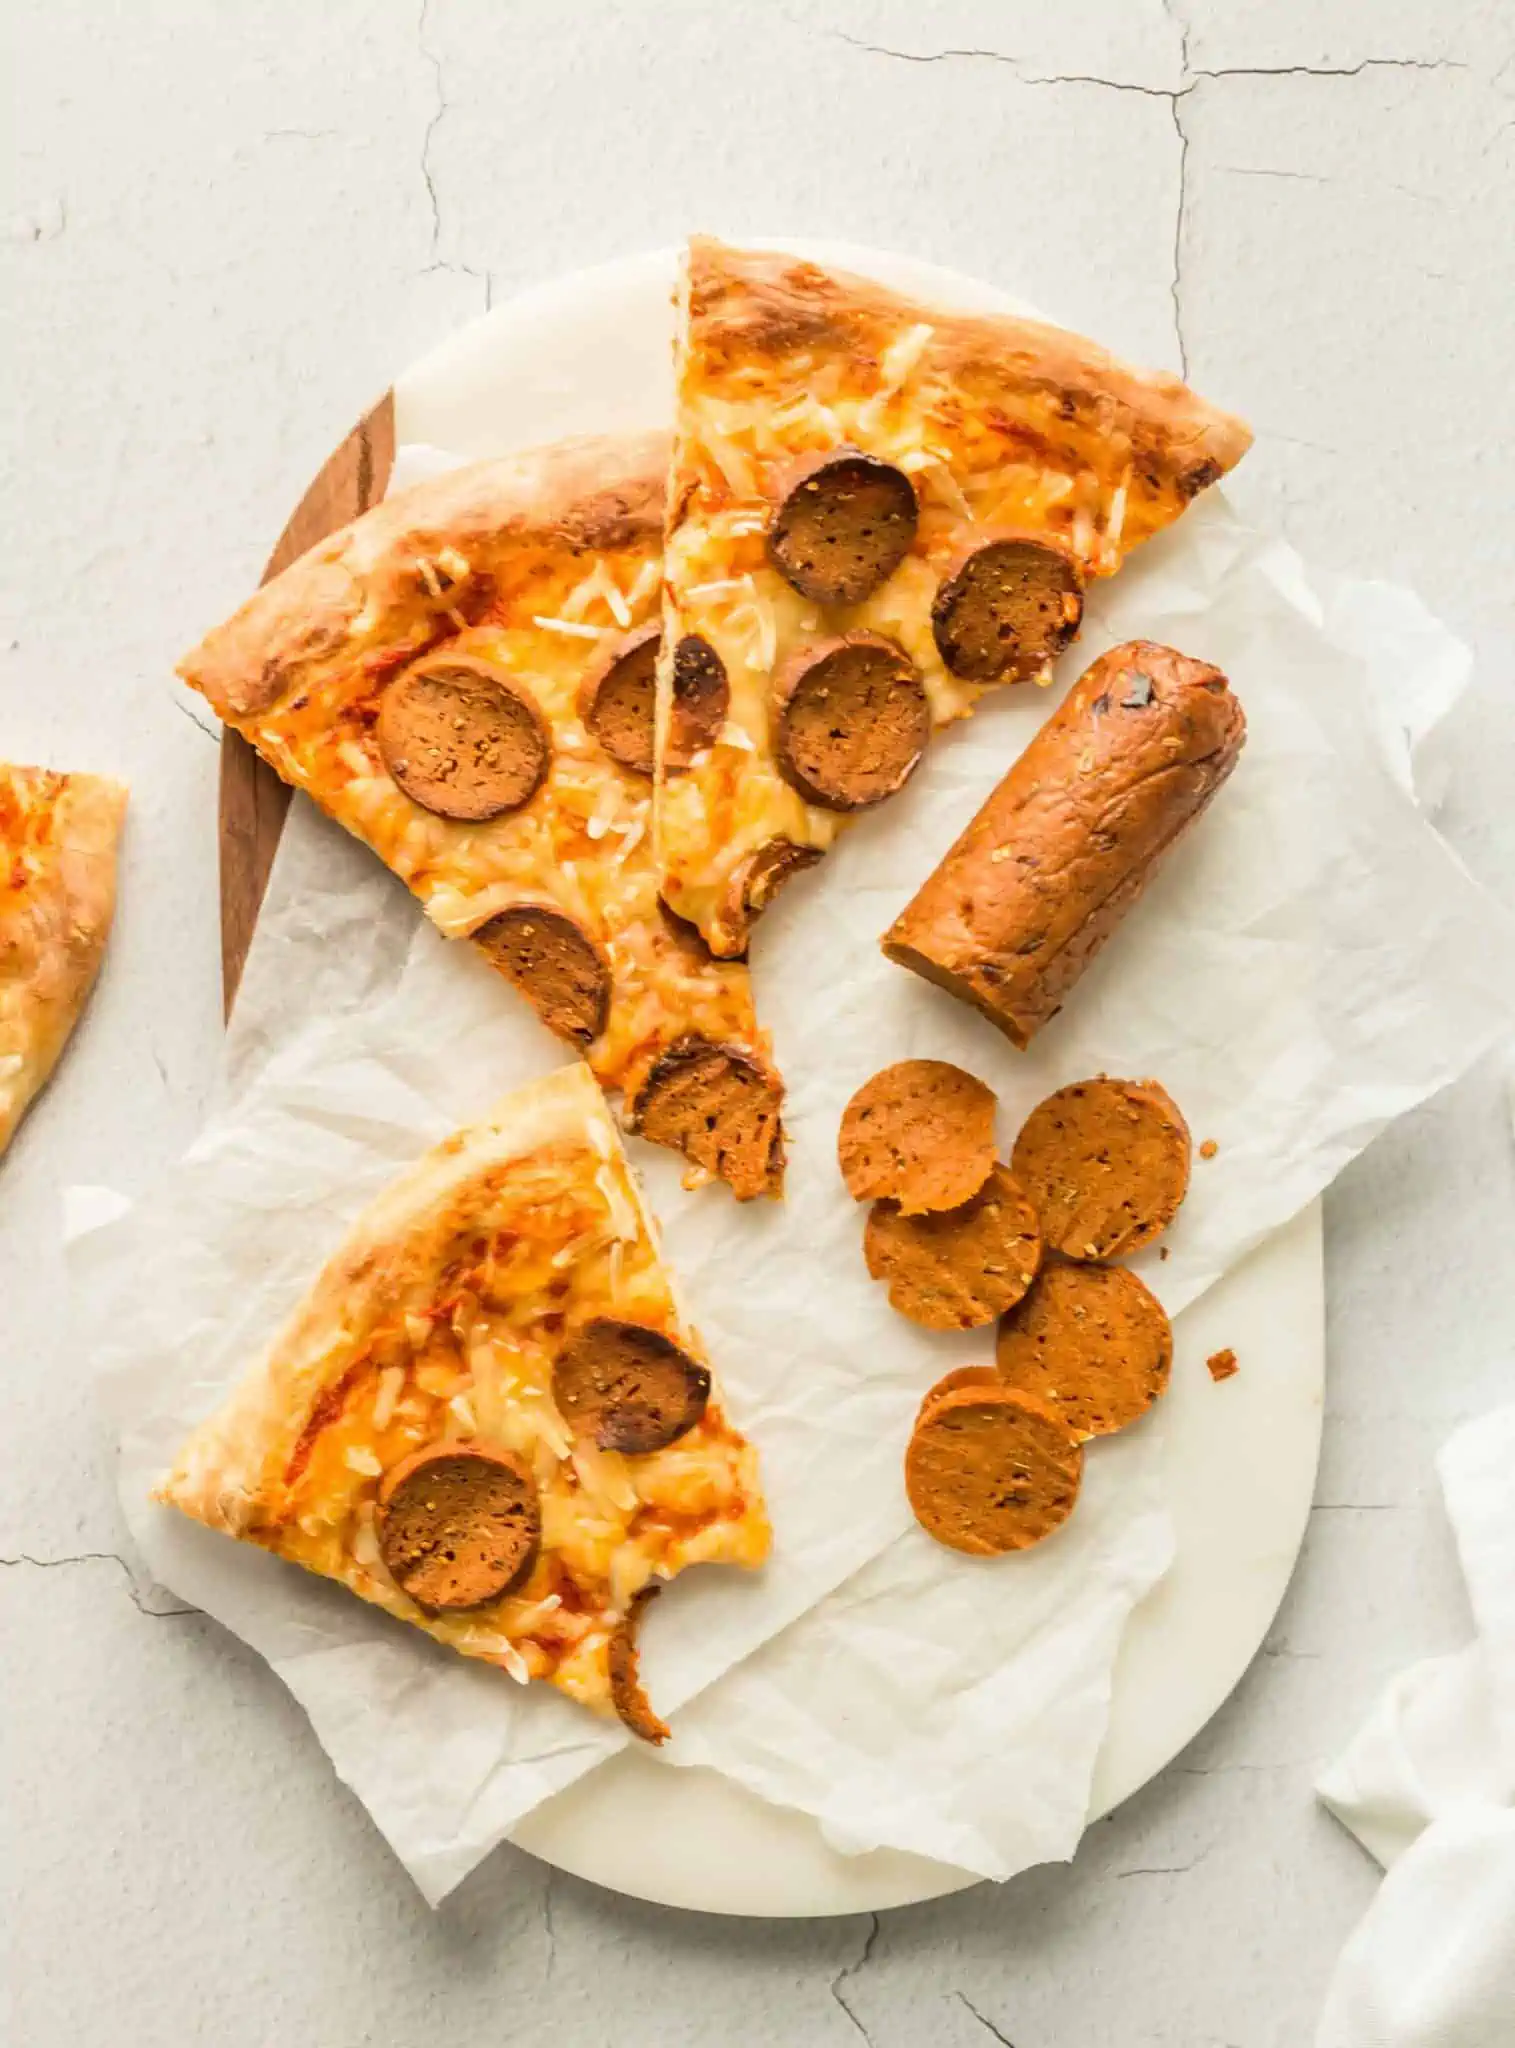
[156,1061,769,1740]
[178,435,784,1199]
[656,237,1254,955]
[1,764,128,1155]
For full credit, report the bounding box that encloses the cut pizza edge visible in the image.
[178,435,786,1199]
[0,764,129,1156]
[155,1061,771,1739]
[654,236,1254,955]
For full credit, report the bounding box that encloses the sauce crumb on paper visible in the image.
[1207,1348,1239,1382]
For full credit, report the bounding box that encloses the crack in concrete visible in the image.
[953,1989,1017,2046]
[173,695,220,745]
[1163,0,1192,376]
[829,1911,880,2042]
[0,1549,194,1620]
[416,0,492,311]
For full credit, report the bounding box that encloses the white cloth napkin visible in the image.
[1316,1403,1515,2045]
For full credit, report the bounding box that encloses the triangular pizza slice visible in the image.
[656,238,1253,955]
[1,763,127,1155]
[179,435,784,1199]
[157,1062,769,1741]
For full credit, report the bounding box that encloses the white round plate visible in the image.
[392,246,1326,1917]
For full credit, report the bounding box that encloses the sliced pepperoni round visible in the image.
[377,1442,540,1611]
[630,1034,784,1202]
[578,622,659,777]
[773,632,929,811]
[996,1262,1172,1440]
[724,837,823,944]
[553,1318,711,1455]
[864,1163,1042,1331]
[1010,1077,1191,1261]
[905,1386,1082,1555]
[768,447,918,605]
[608,1585,669,1744]
[378,657,551,819]
[838,1059,998,1215]
[931,533,1084,683]
[473,903,610,1046]
[666,635,729,768]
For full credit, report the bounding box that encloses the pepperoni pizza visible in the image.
[655,238,1254,955]
[178,435,784,1199]
[157,1062,770,1740]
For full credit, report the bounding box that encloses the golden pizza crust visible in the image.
[156,1063,770,1722]
[0,765,128,1155]
[177,436,785,1195]
[656,237,1253,951]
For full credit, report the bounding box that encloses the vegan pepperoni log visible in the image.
[377,655,551,821]
[1011,1077,1191,1261]
[377,1442,541,1611]
[882,642,1245,1048]
[838,1058,997,1215]
[553,1319,711,1454]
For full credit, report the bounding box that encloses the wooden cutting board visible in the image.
[217,392,396,1016]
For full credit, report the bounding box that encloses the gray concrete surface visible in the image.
[4,3,1513,2041]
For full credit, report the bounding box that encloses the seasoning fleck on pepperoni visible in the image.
[579,622,660,776]
[767,446,919,606]
[378,656,551,819]
[773,632,929,811]
[473,903,610,1046]
[1010,1077,1191,1261]
[931,533,1084,682]
[553,1319,711,1454]
[608,1585,669,1744]
[629,1034,784,1201]
[377,1442,540,1611]
[995,1262,1172,1440]
[666,635,729,768]
[905,1387,1082,1555]
[864,1163,1041,1331]
[838,1058,997,1215]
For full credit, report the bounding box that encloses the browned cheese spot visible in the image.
[773,632,929,811]
[931,534,1085,683]
[377,1442,540,1611]
[666,635,730,768]
[608,1585,670,1744]
[630,1034,785,1201]
[553,1318,711,1455]
[996,1262,1172,1440]
[579,622,660,776]
[864,1163,1042,1331]
[473,903,610,1046]
[838,1058,997,1215]
[1010,1077,1191,1261]
[378,658,551,820]
[767,446,919,606]
[905,1388,1082,1555]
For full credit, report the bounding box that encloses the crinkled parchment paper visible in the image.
[75,458,1515,1902]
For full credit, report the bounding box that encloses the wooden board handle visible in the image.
[217,391,397,1017]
